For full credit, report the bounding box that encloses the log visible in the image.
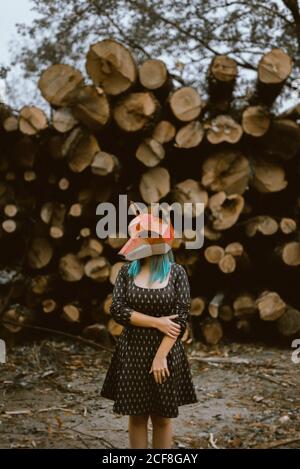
[2,219,17,233]
[103,293,113,315]
[113,92,160,132]
[84,257,111,283]
[38,64,84,107]
[209,292,225,318]
[208,191,244,230]
[245,216,278,237]
[205,115,243,144]
[139,59,170,91]
[0,103,12,124]
[236,319,251,334]
[106,233,128,250]
[201,150,251,195]
[59,253,84,281]
[27,237,54,269]
[18,106,48,135]
[62,304,81,323]
[204,225,222,241]
[201,319,223,345]
[139,166,170,203]
[173,179,208,216]
[169,87,203,122]
[65,129,101,173]
[78,238,104,259]
[40,202,54,224]
[251,48,292,106]
[91,151,120,176]
[218,253,236,273]
[3,204,18,218]
[31,275,52,295]
[219,305,234,322]
[279,218,297,234]
[52,108,78,133]
[68,203,83,218]
[233,293,257,317]
[49,203,67,239]
[256,291,286,321]
[225,242,244,257]
[107,318,123,337]
[82,323,111,345]
[136,138,165,167]
[2,306,33,333]
[5,172,16,181]
[250,158,287,193]
[42,299,57,314]
[190,297,206,317]
[23,170,36,182]
[174,121,204,148]
[208,55,237,112]
[86,39,137,95]
[152,120,176,143]
[275,241,300,266]
[277,307,300,336]
[71,85,110,130]
[204,245,225,264]
[55,177,68,192]
[257,119,300,160]
[3,115,18,132]
[242,106,271,137]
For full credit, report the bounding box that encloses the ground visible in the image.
[0,338,300,449]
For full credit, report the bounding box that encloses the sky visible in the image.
[0,0,37,102]
[0,0,36,66]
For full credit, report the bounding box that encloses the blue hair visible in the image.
[127,251,174,283]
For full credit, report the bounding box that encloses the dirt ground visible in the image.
[0,338,300,449]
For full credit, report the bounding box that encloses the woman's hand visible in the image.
[155,314,181,339]
[149,355,170,384]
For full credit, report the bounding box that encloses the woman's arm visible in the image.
[169,265,191,340]
[149,335,178,384]
[130,311,181,339]
[150,265,191,384]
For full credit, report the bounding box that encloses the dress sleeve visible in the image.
[172,265,191,340]
[110,264,134,328]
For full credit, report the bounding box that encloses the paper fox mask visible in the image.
[118,213,174,261]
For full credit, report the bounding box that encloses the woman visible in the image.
[100,212,198,449]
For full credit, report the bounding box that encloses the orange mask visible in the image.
[118,213,174,261]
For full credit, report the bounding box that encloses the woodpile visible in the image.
[1,39,300,346]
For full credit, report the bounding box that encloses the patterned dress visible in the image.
[100,262,198,418]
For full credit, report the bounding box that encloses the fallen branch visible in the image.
[209,433,219,449]
[257,372,296,388]
[254,435,300,449]
[0,320,114,353]
[66,427,116,449]
[189,356,251,365]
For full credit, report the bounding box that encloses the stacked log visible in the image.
[1,39,300,347]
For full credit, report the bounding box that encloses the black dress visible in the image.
[100,262,198,418]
